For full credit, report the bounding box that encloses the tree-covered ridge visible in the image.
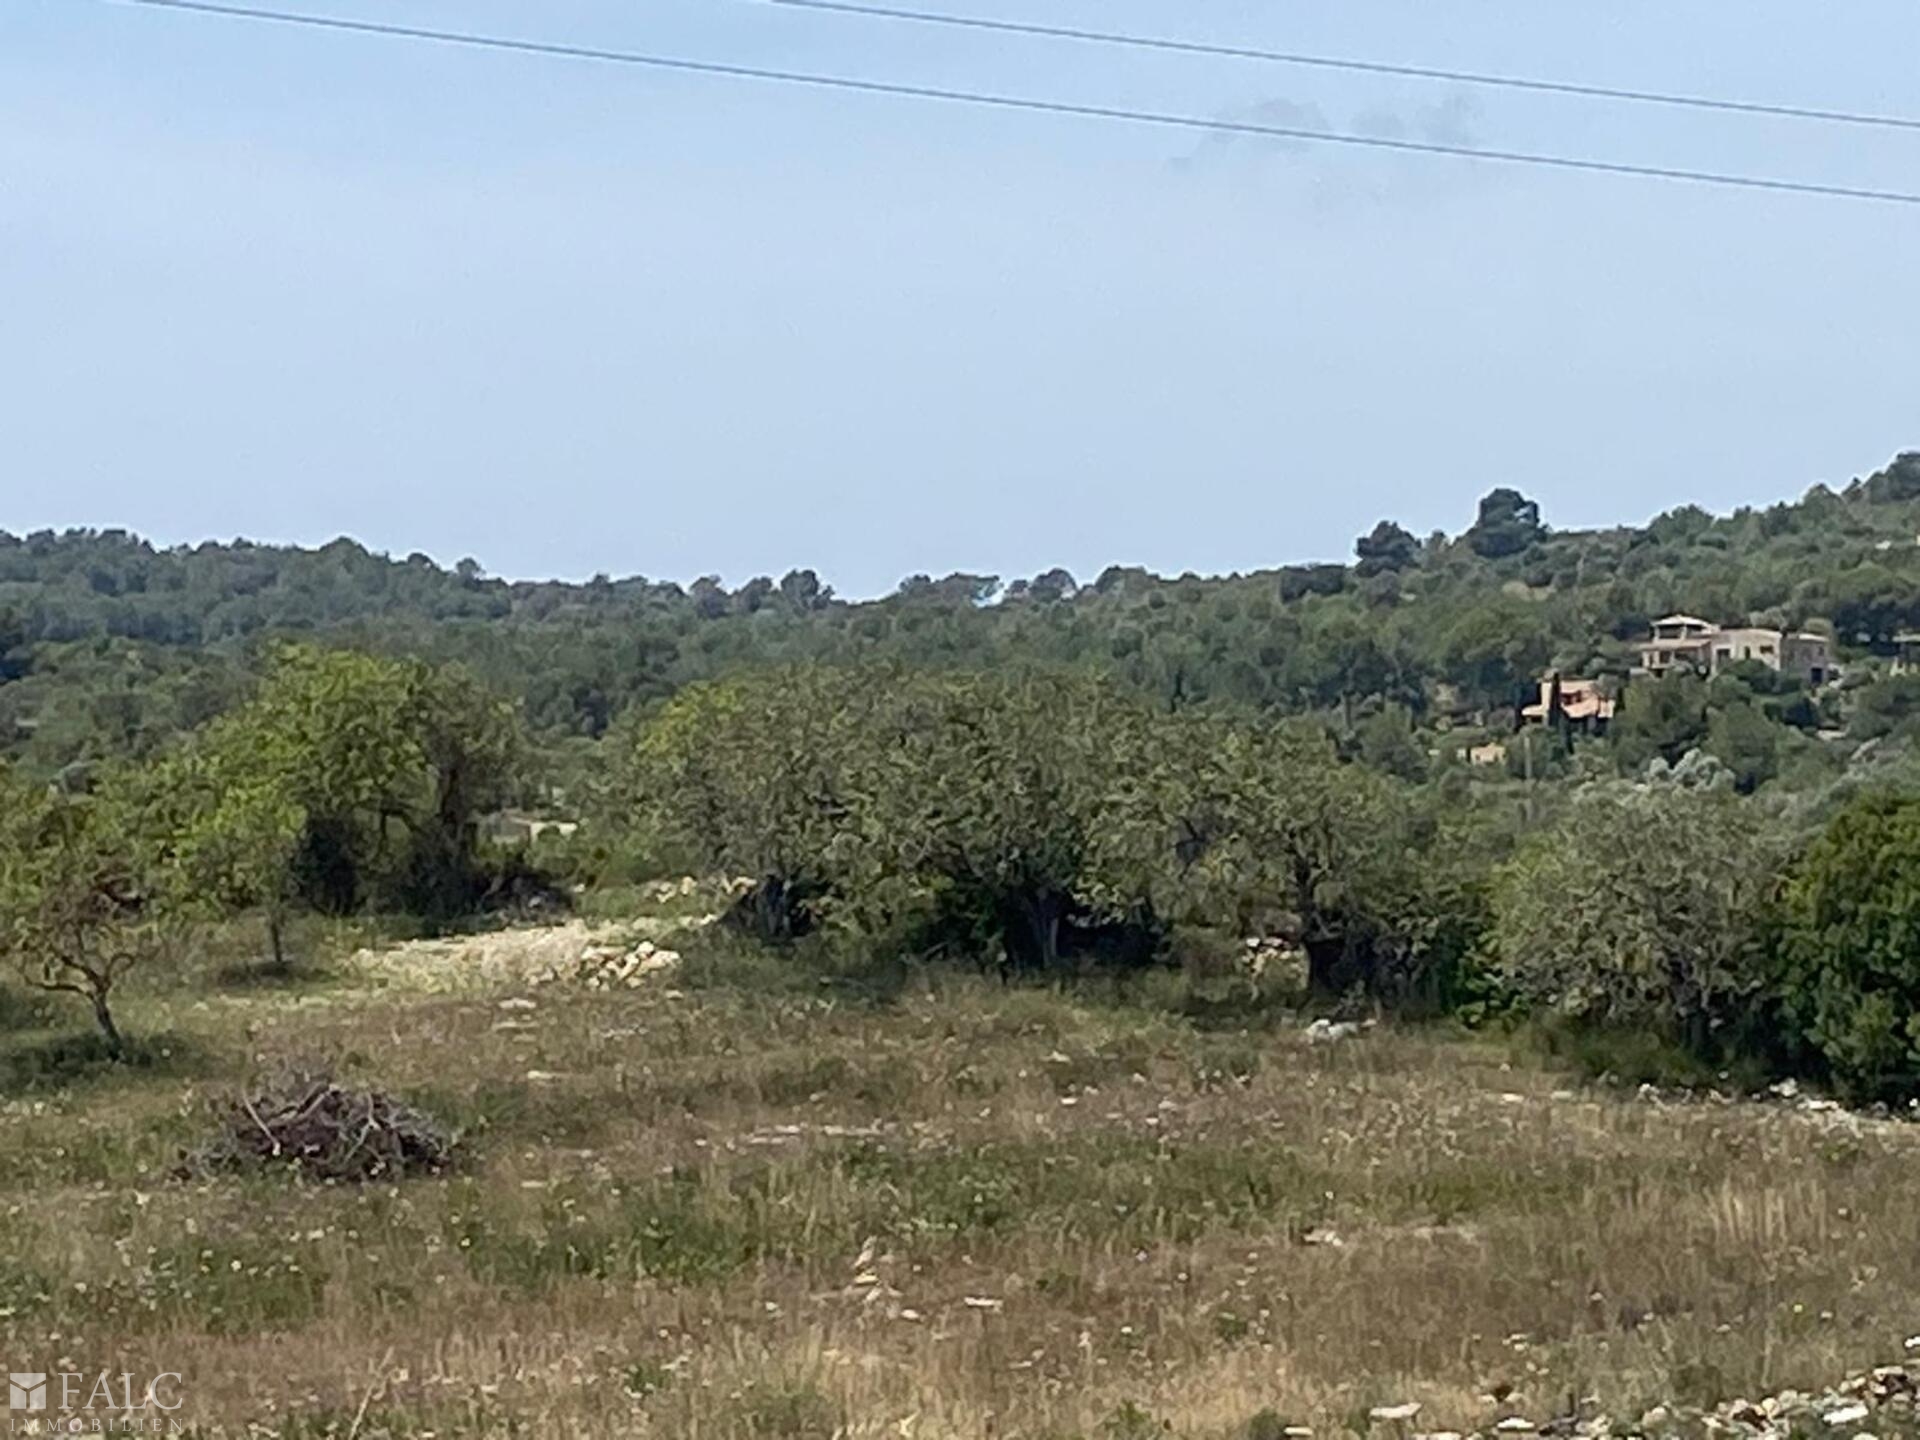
[4,453,1918,763]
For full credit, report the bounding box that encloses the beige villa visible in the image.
[1637,615,1833,684]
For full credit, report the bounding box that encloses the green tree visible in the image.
[193,646,523,919]
[1439,603,1552,714]
[1490,785,1779,1047]
[1704,700,1779,793]
[154,742,306,968]
[857,671,1154,970]
[1612,673,1709,772]
[1106,717,1433,995]
[1464,488,1546,559]
[1774,792,1920,1101]
[1861,451,1920,504]
[0,766,177,1055]
[1355,703,1428,781]
[614,666,875,941]
[0,606,27,684]
[1354,520,1419,576]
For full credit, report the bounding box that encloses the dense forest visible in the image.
[7,452,1920,786]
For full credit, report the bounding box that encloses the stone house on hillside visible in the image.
[1637,615,1833,684]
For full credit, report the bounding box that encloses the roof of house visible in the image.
[1521,677,1617,722]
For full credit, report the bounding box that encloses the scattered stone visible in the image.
[1306,1018,1371,1044]
[1823,1404,1871,1427]
[1369,1404,1421,1423]
[344,919,687,995]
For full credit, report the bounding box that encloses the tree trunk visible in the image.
[732,875,803,945]
[90,988,125,1060]
[758,877,792,943]
[1305,934,1354,996]
[1006,892,1064,972]
[268,911,287,971]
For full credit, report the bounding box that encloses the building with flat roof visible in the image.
[1637,616,1832,684]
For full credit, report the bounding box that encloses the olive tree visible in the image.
[853,670,1156,970]
[619,665,1160,964]
[1489,783,1780,1045]
[1103,715,1437,995]
[614,666,880,941]
[0,767,177,1056]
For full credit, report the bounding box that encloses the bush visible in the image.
[1489,784,1781,1049]
[1774,792,1920,1102]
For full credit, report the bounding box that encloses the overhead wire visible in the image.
[769,0,1920,136]
[111,0,1920,207]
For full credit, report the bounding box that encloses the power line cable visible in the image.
[112,0,1920,207]
[770,0,1920,136]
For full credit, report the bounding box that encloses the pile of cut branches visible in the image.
[184,1067,457,1182]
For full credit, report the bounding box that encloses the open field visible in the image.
[2,902,1918,1439]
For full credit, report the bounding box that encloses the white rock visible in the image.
[1369,1403,1421,1423]
[1822,1405,1870,1427]
[1495,1419,1536,1433]
[1307,1018,1365,1044]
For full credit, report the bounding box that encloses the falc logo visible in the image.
[6,1371,185,1429]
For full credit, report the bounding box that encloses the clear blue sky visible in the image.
[6,0,1916,596]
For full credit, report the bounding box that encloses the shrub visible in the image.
[1774,792,1920,1102]
[1489,784,1781,1048]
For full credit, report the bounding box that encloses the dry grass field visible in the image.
[2,896,1918,1438]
